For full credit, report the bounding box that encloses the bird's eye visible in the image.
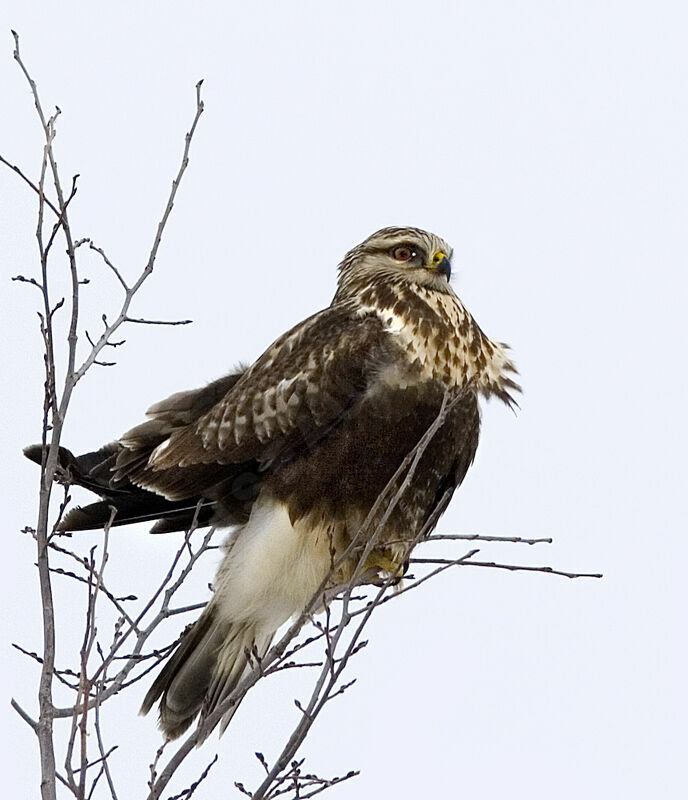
[391,245,416,262]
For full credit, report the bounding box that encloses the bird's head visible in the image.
[335,227,454,299]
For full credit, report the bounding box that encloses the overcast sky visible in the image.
[1,2,686,798]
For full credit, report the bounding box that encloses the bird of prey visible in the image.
[25,226,519,741]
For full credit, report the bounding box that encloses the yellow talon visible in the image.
[363,551,404,577]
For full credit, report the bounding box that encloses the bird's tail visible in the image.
[22,443,215,533]
[143,494,332,740]
[141,603,273,741]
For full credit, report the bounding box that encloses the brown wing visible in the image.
[112,370,246,485]
[144,304,392,475]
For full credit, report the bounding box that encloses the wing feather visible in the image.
[113,370,246,484]
[148,305,390,472]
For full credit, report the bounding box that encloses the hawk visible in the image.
[25,227,519,740]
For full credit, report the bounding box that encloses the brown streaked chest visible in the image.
[355,281,511,392]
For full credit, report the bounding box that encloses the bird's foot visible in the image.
[362,551,404,580]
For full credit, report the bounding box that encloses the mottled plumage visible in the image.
[25,226,519,741]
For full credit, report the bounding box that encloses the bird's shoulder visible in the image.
[147,301,397,468]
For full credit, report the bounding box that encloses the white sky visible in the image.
[1,1,686,797]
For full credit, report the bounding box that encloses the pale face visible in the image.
[339,227,455,293]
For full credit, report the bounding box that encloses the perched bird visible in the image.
[25,226,519,740]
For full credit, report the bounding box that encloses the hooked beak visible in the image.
[431,252,452,280]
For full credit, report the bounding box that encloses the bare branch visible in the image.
[148,743,169,795]
[71,80,204,383]
[124,316,193,326]
[410,557,603,580]
[12,643,80,691]
[12,274,43,289]
[12,28,64,799]
[11,698,39,732]
[47,540,137,627]
[426,532,553,546]
[92,666,120,800]
[165,755,218,800]
[78,238,129,291]
[0,154,61,217]
[53,521,216,718]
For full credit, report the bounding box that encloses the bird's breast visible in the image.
[354,281,517,398]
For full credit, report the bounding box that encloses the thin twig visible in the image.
[0,154,61,216]
[166,755,218,800]
[71,80,204,384]
[11,698,39,732]
[425,532,553,546]
[410,557,603,580]
[53,521,215,718]
[124,316,193,326]
[93,664,119,800]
